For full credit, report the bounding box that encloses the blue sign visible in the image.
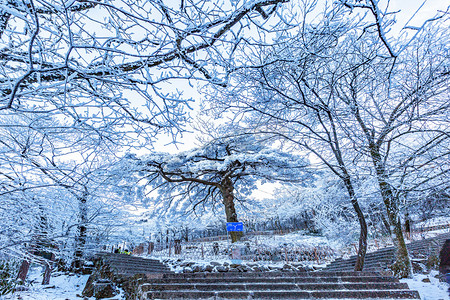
[226,222,244,232]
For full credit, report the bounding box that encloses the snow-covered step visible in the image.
[162,271,386,278]
[142,288,420,299]
[323,232,450,271]
[144,275,400,284]
[140,282,409,292]
[139,271,420,299]
[95,252,173,275]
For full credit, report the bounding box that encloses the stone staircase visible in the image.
[138,271,420,299]
[95,252,173,276]
[323,232,450,272]
[92,233,450,300]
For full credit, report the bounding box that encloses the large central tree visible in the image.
[127,134,309,242]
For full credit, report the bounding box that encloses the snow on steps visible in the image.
[95,252,173,275]
[138,271,420,299]
[323,231,450,272]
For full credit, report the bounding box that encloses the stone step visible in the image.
[101,256,161,264]
[330,256,393,265]
[141,282,409,292]
[339,234,449,260]
[324,267,388,272]
[143,289,420,299]
[324,232,450,271]
[108,263,171,270]
[329,256,394,266]
[110,268,172,273]
[95,252,173,275]
[110,267,172,274]
[326,261,391,268]
[106,259,164,265]
[106,261,170,268]
[324,266,388,271]
[114,270,173,276]
[144,276,399,284]
[98,254,167,263]
[96,252,160,261]
[328,257,393,265]
[338,251,394,260]
[162,271,386,279]
[325,263,392,270]
[322,263,392,271]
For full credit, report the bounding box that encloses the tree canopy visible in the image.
[125,134,310,241]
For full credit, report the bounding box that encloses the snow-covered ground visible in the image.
[1,266,124,300]
[3,228,449,300]
[3,267,449,300]
[401,271,449,300]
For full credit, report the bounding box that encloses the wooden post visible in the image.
[42,253,55,285]
[284,247,289,264]
[174,240,181,255]
[201,244,204,259]
[213,242,219,256]
[314,248,319,264]
[148,242,154,255]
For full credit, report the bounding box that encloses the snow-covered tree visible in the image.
[202,3,371,270]
[202,0,449,277]
[332,22,448,278]
[0,0,290,145]
[0,113,131,271]
[1,0,294,272]
[126,135,310,242]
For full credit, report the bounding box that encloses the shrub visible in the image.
[0,260,20,295]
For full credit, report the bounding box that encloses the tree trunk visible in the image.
[343,176,368,271]
[221,176,242,242]
[17,259,30,282]
[370,147,411,278]
[377,179,411,278]
[381,212,392,235]
[73,193,88,270]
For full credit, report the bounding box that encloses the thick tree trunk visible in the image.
[221,176,242,243]
[370,147,411,278]
[377,179,411,278]
[343,176,368,271]
[17,259,30,282]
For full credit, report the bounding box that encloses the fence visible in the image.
[189,229,300,243]
[144,240,335,265]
